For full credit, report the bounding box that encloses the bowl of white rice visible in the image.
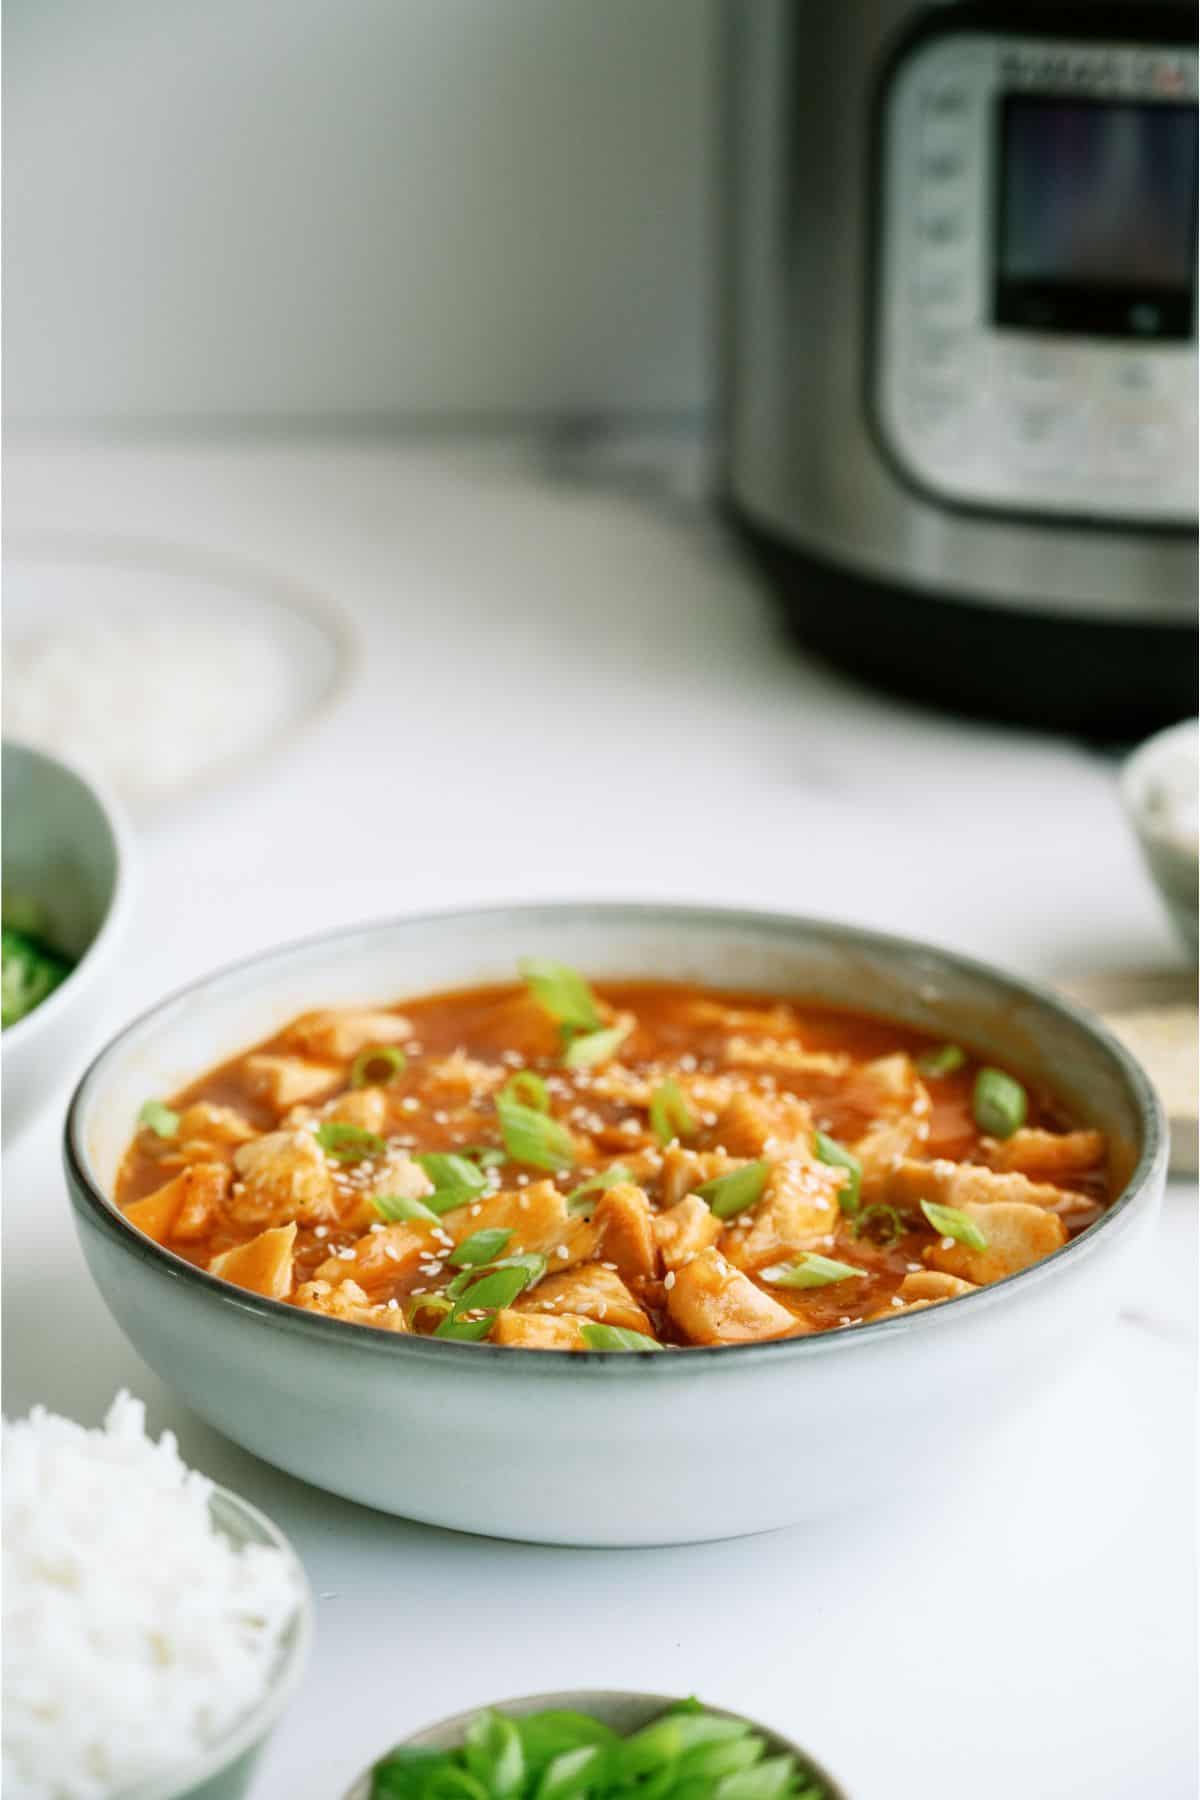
[3,1392,312,1800]
[1122,718,1199,959]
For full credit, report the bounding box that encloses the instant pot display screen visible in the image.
[995,95,1197,338]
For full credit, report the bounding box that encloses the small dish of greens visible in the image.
[347,1692,846,1800]
[2,901,75,1029]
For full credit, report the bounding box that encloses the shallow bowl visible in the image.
[342,1689,847,1800]
[3,739,134,1140]
[1121,717,1199,958]
[66,903,1165,1547]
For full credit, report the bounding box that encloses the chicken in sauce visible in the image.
[115,962,1113,1350]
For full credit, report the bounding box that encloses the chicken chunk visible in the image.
[123,1162,230,1245]
[666,1247,798,1346]
[243,1054,341,1112]
[724,1152,843,1270]
[174,1102,257,1161]
[658,1145,737,1209]
[883,1155,1095,1221]
[722,1036,850,1077]
[209,1222,296,1299]
[492,1309,589,1349]
[868,1270,977,1320]
[231,1128,338,1224]
[979,1128,1106,1182]
[286,1007,412,1062]
[705,1091,813,1159]
[654,1194,723,1271]
[592,1184,658,1282]
[924,1201,1067,1285]
[294,1277,408,1331]
[418,1050,507,1107]
[312,1221,436,1291]
[518,1264,651,1334]
[440,1181,593,1264]
[311,1086,390,1134]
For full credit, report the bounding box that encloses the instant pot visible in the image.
[723,1,1198,735]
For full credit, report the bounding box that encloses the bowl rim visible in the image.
[64,900,1167,1375]
[342,1688,849,1800]
[109,1482,312,1800]
[2,735,136,1048]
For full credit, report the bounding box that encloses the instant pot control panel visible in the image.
[875,30,1198,524]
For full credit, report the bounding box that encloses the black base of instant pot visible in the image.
[728,507,1199,741]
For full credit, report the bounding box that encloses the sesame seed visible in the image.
[386,1298,399,1310]
[401,1097,420,1114]
[664,1271,676,1289]
[556,1245,569,1259]
[313,1226,328,1239]
[941,1237,955,1250]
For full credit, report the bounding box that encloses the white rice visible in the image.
[2,1393,302,1800]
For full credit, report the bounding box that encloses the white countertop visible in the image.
[3,437,1196,1800]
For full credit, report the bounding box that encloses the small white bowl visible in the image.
[115,1485,313,1800]
[65,904,1166,1547]
[2,739,134,1140]
[343,1689,848,1800]
[1122,717,1199,958]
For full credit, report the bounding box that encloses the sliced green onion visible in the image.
[813,1130,862,1216]
[448,1227,514,1268]
[579,1323,663,1352]
[852,1203,907,1247]
[415,1152,487,1195]
[433,1313,495,1342]
[496,1095,576,1172]
[138,1099,179,1139]
[450,1254,547,1314]
[921,1198,988,1250]
[917,1043,966,1078]
[457,1143,506,1170]
[649,1078,697,1146]
[695,1159,769,1220]
[972,1067,1028,1139]
[563,1019,631,1070]
[499,1069,550,1113]
[517,958,602,1033]
[372,1193,440,1225]
[760,1253,865,1289]
[349,1044,407,1088]
[464,1710,525,1799]
[407,1292,454,1323]
[315,1121,386,1162]
[565,1164,631,1213]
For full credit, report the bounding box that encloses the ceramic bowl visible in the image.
[116,1485,312,1800]
[342,1689,847,1800]
[2,739,134,1140]
[1121,717,1199,958]
[65,903,1166,1547]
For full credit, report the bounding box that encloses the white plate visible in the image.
[2,534,354,820]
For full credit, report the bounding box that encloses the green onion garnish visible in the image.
[433,1313,495,1342]
[760,1253,865,1289]
[563,1019,631,1070]
[649,1078,697,1146]
[565,1164,632,1213]
[499,1069,550,1113]
[972,1067,1028,1139]
[138,1099,180,1139]
[415,1152,487,1194]
[373,1193,440,1225]
[349,1044,407,1088]
[813,1130,862,1215]
[315,1121,386,1162]
[917,1043,966,1078]
[579,1323,663,1352]
[920,1199,988,1250]
[518,958,603,1033]
[695,1160,769,1219]
[407,1292,454,1323]
[457,1143,506,1170]
[446,1254,547,1313]
[448,1227,514,1268]
[852,1203,907,1246]
[496,1095,576,1172]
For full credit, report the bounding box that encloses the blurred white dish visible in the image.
[1122,717,1199,958]
[2,535,353,818]
[2,740,133,1140]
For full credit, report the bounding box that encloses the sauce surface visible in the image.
[115,973,1113,1349]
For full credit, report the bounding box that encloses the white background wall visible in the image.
[4,0,717,427]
